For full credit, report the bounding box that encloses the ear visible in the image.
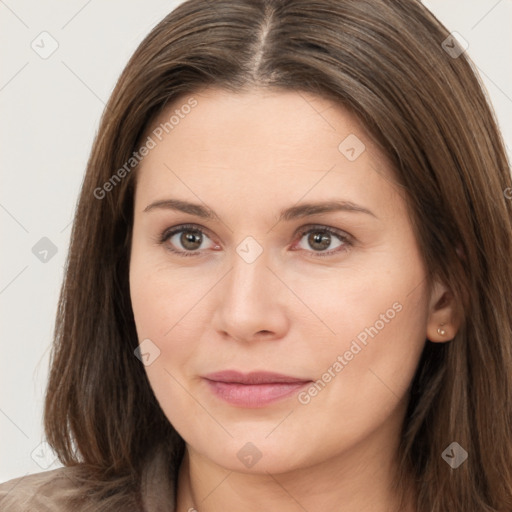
[426,279,461,343]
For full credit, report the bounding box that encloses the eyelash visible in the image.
[158,223,354,258]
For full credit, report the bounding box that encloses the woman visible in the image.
[1,0,511,510]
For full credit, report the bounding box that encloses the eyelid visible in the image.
[159,223,215,244]
[294,224,353,242]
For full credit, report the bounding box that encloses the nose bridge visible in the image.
[213,238,289,341]
[226,244,271,306]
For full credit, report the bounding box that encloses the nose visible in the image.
[211,248,289,344]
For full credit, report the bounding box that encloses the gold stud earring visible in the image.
[437,325,447,336]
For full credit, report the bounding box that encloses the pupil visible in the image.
[309,232,330,251]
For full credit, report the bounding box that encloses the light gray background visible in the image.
[1,0,511,482]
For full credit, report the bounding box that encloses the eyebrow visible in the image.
[143,198,377,221]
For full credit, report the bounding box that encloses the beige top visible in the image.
[0,448,178,511]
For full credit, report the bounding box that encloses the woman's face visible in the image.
[129,88,446,474]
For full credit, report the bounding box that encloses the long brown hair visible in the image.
[44,0,512,510]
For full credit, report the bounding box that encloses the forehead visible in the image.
[135,87,398,208]
[144,87,371,153]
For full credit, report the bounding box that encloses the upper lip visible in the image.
[203,370,311,385]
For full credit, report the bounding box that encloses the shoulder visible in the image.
[0,465,85,511]
[0,444,180,512]
[0,447,179,512]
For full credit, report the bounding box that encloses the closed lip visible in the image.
[203,370,312,385]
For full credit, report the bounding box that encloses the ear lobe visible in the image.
[426,281,461,343]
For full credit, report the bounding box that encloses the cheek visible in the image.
[130,265,200,354]
[287,247,428,351]
[129,226,200,337]
[129,262,207,434]
[129,245,225,382]
[293,247,429,423]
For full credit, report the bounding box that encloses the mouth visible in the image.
[202,370,313,408]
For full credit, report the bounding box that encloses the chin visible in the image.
[189,433,321,475]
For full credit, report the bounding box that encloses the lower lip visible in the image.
[204,379,310,408]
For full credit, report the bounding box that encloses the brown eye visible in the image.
[294,226,352,257]
[307,231,332,251]
[179,230,203,250]
[160,224,217,256]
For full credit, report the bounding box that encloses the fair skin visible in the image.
[129,87,459,512]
